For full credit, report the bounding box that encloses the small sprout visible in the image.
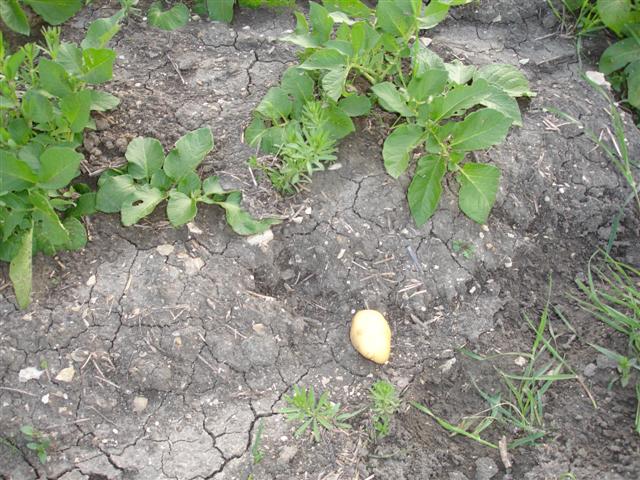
[370,380,401,439]
[452,240,475,259]
[20,426,51,464]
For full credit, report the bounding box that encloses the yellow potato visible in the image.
[350,309,391,364]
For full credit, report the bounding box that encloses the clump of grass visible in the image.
[413,302,580,450]
[575,250,640,434]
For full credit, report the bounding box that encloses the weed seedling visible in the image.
[281,385,361,442]
[369,380,401,439]
[452,240,476,259]
[251,419,265,464]
[20,426,50,464]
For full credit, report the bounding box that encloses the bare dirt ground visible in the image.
[1,1,639,479]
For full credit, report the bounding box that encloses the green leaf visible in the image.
[4,49,26,80]
[255,87,293,122]
[596,0,632,36]
[256,126,285,154]
[323,104,355,140]
[148,1,189,31]
[445,60,476,84]
[174,126,214,172]
[308,2,334,44]
[474,64,535,97]
[22,90,54,124]
[244,116,268,148]
[150,169,173,190]
[176,170,202,195]
[480,85,522,126]
[338,94,371,117]
[371,82,413,117]
[0,151,37,193]
[24,0,82,24]
[323,0,371,17]
[625,60,640,108]
[215,191,280,235]
[324,39,354,57]
[60,90,92,133]
[447,109,513,152]
[281,12,318,48]
[125,137,165,181]
[418,0,449,29]
[412,42,445,76]
[600,38,640,74]
[322,66,349,101]
[167,191,197,226]
[376,0,418,37]
[457,163,500,224]
[8,117,30,145]
[89,90,120,111]
[408,154,446,226]
[430,79,493,121]
[9,227,32,309]
[39,59,73,98]
[37,146,83,189]
[299,49,348,70]
[95,174,136,213]
[56,43,83,76]
[80,48,116,84]
[30,190,69,245]
[81,11,123,49]
[350,20,380,54]
[280,68,314,113]
[62,216,87,250]
[202,175,226,195]
[407,68,449,102]
[0,0,29,35]
[120,185,165,226]
[0,95,16,110]
[66,192,96,218]
[382,124,424,178]
[206,0,234,22]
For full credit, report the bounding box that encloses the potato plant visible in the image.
[0,10,124,308]
[246,0,535,225]
[96,127,280,234]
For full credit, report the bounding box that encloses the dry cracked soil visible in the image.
[1,1,640,479]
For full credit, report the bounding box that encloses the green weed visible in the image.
[452,240,475,259]
[281,385,361,442]
[251,419,265,464]
[369,380,401,440]
[414,302,579,450]
[575,250,640,434]
[249,100,339,194]
[20,425,50,464]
